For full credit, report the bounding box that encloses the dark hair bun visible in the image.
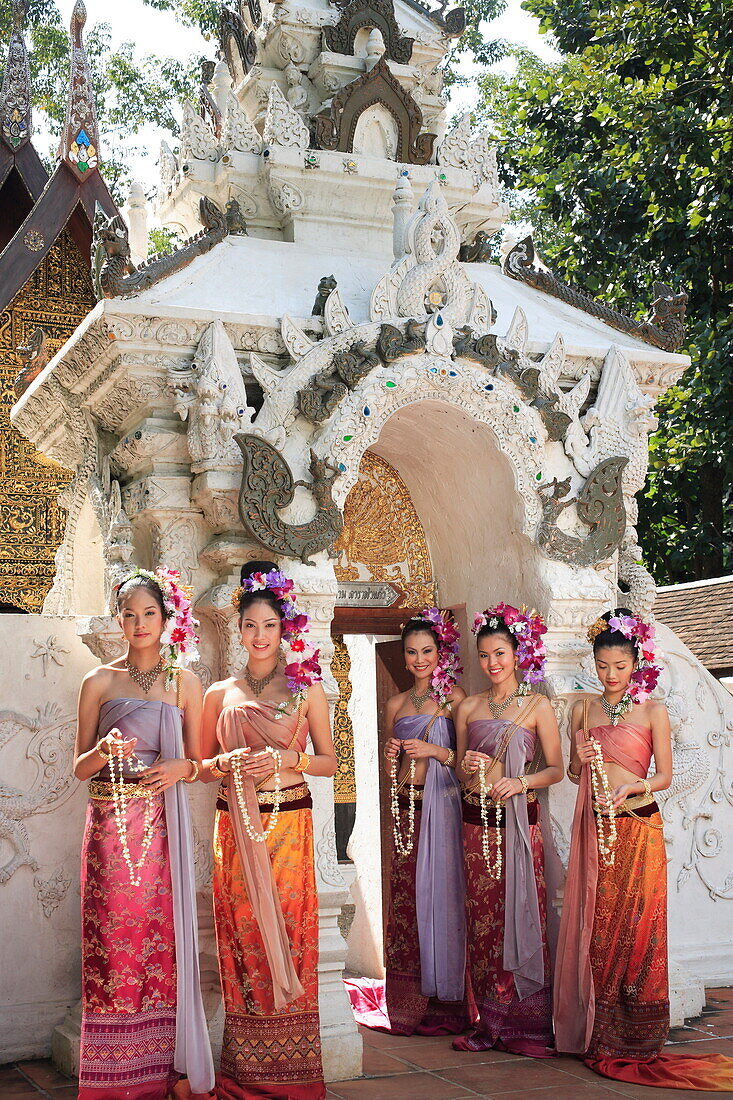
[240,560,278,585]
[592,607,638,658]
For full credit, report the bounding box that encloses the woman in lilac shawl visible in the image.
[73,570,214,1099]
[453,604,562,1057]
[380,610,471,1035]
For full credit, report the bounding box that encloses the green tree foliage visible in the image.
[0,0,204,198]
[484,0,733,583]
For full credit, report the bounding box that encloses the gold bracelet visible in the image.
[294,751,311,773]
[641,778,652,798]
[443,749,455,768]
[96,740,111,761]
[183,759,199,784]
[209,755,227,779]
[518,775,529,795]
[566,763,581,781]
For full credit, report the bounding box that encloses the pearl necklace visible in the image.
[588,737,617,866]
[390,754,417,857]
[245,663,279,697]
[108,740,155,886]
[601,693,633,726]
[478,761,503,878]
[487,687,520,720]
[410,686,433,712]
[230,745,283,842]
[125,656,165,694]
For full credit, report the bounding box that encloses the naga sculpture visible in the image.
[537,457,628,567]
[95,196,228,299]
[297,339,382,423]
[504,236,687,352]
[312,275,338,316]
[235,434,344,563]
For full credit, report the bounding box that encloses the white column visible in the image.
[293,563,362,1083]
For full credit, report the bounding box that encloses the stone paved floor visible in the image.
[3,988,733,1099]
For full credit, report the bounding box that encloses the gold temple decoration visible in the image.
[331,635,357,804]
[334,450,436,607]
[0,229,93,611]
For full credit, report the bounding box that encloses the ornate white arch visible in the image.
[313,353,546,532]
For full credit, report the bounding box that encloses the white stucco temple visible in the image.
[3,0,733,1080]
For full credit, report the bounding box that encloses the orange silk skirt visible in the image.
[212,803,325,1100]
[586,810,733,1090]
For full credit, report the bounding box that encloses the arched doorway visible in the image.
[332,398,547,978]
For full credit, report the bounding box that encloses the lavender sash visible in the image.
[467,718,544,1000]
[394,714,466,1001]
[98,698,214,1094]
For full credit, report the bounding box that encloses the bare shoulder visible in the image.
[81,664,115,692]
[456,692,484,719]
[449,685,467,706]
[531,693,556,716]
[647,699,670,722]
[204,676,236,702]
[386,690,408,716]
[305,681,328,709]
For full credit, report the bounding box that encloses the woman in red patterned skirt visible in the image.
[454,604,562,1057]
[74,568,214,1100]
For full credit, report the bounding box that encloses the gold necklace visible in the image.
[245,662,279,696]
[125,656,165,694]
[487,687,519,720]
[410,685,433,711]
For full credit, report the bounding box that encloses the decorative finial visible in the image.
[60,0,100,181]
[0,0,32,150]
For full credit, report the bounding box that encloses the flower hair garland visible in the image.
[588,612,662,703]
[119,567,200,689]
[233,568,322,703]
[411,607,463,707]
[472,602,548,684]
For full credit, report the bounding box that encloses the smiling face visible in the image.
[594,644,637,696]
[117,584,165,651]
[403,629,439,683]
[239,596,283,663]
[477,628,518,691]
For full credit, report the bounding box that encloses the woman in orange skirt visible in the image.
[201,561,336,1100]
[555,607,733,1090]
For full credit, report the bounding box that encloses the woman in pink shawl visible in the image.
[555,607,733,1090]
[200,561,336,1100]
[73,568,214,1100]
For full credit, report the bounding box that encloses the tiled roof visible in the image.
[655,576,733,672]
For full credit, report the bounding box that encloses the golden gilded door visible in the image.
[331,451,436,858]
[0,230,94,611]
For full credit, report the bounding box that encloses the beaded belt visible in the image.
[396,785,424,805]
[89,779,157,800]
[216,781,311,813]
[462,789,536,807]
[593,793,659,817]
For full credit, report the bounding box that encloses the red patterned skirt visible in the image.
[457,798,553,1057]
[79,791,178,1100]
[384,791,472,1036]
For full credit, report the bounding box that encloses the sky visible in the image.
[50,0,559,198]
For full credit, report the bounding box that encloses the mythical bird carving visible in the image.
[537,457,628,567]
[14,328,49,398]
[96,196,228,299]
[235,434,344,564]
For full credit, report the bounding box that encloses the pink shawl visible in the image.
[216,699,309,1010]
[553,720,654,1053]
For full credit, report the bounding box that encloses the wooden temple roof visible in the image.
[0,0,117,314]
